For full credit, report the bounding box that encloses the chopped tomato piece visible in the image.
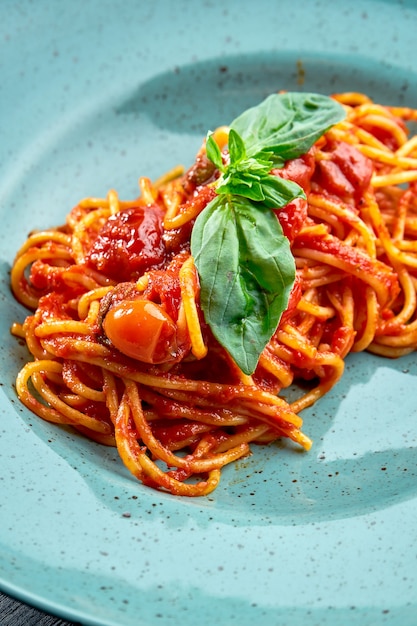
[86,205,166,281]
[103,299,178,364]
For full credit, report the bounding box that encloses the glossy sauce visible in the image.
[85,204,166,281]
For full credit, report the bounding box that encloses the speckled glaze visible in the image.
[1,1,417,625]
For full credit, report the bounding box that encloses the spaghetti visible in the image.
[10,92,417,496]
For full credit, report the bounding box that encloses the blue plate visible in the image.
[1,1,417,624]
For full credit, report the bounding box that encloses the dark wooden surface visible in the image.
[0,591,81,625]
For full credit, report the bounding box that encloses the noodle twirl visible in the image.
[10,91,417,496]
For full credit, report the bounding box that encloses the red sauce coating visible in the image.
[85,205,166,281]
[30,259,66,291]
[278,275,303,327]
[276,197,308,243]
[151,419,212,449]
[294,231,399,306]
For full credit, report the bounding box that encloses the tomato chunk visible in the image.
[274,148,316,193]
[103,299,178,364]
[315,142,373,201]
[275,197,308,243]
[86,205,166,281]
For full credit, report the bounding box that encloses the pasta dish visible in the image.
[10,91,417,496]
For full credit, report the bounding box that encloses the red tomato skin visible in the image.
[86,205,166,281]
[315,142,373,201]
[102,299,178,364]
[275,197,308,243]
[274,148,316,193]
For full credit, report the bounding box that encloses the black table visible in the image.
[0,591,81,625]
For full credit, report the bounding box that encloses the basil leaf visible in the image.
[228,128,246,164]
[205,132,224,171]
[231,92,346,161]
[191,194,295,375]
[217,176,265,201]
[260,174,306,208]
[253,148,285,169]
[217,170,305,208]
[192,92,344,374]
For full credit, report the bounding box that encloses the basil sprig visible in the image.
[206,127,304,207]
[191,92,346,375]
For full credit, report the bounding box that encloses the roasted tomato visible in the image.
[315,141,373,201]
[102,298,179,364]
[274,147,316,193]
[275,197,308,243]
[85,205,166,281]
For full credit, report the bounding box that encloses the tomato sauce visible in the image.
[294,230,400,306]
[85,204,167,282]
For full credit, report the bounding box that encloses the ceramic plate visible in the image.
[1,1,417,624]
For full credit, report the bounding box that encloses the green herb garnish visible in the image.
[190,92,346,375]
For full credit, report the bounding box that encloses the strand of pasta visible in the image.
[16,360,111,433]
[178,255,208,359]
[116,381,224,496]
[126,379,249,473]
[11,246,73,308]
